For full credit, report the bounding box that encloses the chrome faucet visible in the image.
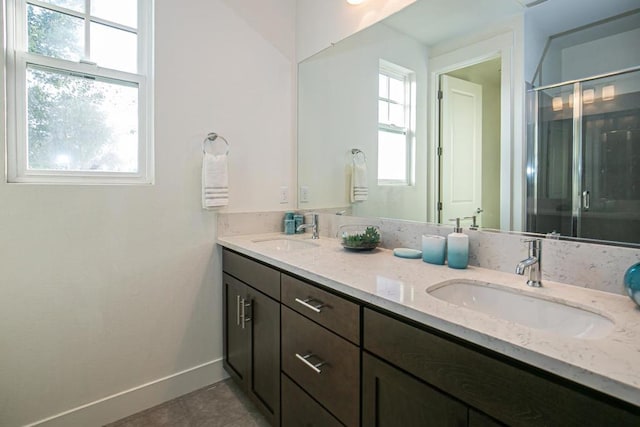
[516,239,542,287]
[296,213,319,239]
[463,208,483,230]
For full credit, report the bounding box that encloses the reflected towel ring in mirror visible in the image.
[351,148,366,164]
[203,132,229,155]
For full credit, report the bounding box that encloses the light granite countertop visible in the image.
[217,232,640,407]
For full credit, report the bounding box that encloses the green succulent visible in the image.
[342,226,381,248]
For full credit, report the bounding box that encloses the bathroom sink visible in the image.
[252,237,319,252]
[427,280,614,339]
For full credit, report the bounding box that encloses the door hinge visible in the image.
[438,90,443,100]
[437,146,443,156]
[438,202,443,211]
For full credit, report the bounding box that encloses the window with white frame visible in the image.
[5,0,154,184]
[378,61,414,185]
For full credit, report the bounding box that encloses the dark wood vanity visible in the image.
[222,248,640,426]
[223,250,280,425]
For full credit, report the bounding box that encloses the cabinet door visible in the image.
[247,287,280,425]
[224,274,249,387]
[281,374,342,427]
[469,409,504,427]
[364,308,640,426]
[363,352,467,427]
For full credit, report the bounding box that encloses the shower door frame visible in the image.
[530,65,640,240]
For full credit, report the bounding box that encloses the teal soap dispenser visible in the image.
[447,218,469,269]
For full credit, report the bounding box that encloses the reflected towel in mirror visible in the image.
[351,161,368,203]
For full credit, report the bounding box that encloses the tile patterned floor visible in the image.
[105,379,270,427]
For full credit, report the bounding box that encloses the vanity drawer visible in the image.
[282,273,360,343]
[363,308,639,427]
[281,373,342,427]
[222,249,280,300]
[282,306,359,427]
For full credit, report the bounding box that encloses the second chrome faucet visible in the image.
[516,239,542,287]
[296,212,319,239]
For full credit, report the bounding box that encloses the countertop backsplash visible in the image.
[217,211,640,296]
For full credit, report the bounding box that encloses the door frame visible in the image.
[428,31,522,231]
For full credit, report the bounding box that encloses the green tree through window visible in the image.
[6,0,150,183]
[27,5,116,171]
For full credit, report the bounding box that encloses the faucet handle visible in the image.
[522,238,542,255]
[522,238,542,244]
[463,215,478,229]
[303,212,318,222]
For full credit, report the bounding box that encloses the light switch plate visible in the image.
[279,186,288,204]
[300,186,309,203]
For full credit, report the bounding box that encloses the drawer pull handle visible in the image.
[295,297,325,313]
[295,353,326,374]
[236,295,241,326]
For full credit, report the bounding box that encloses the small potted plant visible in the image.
[339,225,381,251]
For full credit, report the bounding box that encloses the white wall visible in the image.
[523,8,547,84]
[296,0,416,61]
[532,28,640,88]
[298,23,428,221]
[0,0,296,425]
[561,28,640,82]
[480,78,502,230]
[524,2,640,85]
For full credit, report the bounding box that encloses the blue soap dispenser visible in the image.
[447,218,469,269]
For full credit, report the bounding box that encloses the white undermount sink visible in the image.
[252,237,319,252]
[427,280,614,339]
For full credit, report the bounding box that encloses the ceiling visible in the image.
[548,9,640,50]
[526,0,639,39]
[448,57,502,87]
[383,0,640,47]
[384,0,524,46]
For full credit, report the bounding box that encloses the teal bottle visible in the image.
[624,262,640,307]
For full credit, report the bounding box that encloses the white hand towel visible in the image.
[350,161,368,203]
[202,152,229,209]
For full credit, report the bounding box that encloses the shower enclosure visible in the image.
[527,67,640,244]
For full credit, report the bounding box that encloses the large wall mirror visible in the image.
[297,0,640,247]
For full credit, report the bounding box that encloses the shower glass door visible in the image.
[529,83,575,237]
[581,70,640,243]
[528,68,640,244]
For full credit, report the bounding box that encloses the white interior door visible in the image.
[440,75,483,225]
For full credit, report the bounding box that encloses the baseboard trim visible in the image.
[25,358,228,427]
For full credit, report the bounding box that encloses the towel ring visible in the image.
[351,148,366,163]
[203,132,229,155]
